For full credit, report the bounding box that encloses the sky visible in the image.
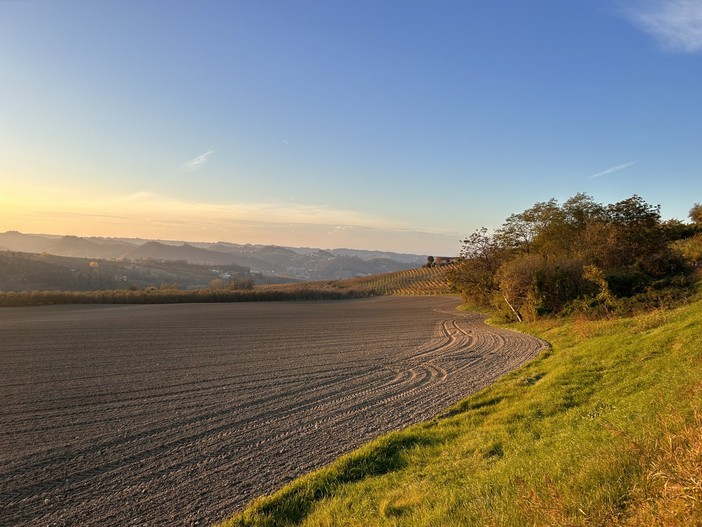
[1,0,701,255]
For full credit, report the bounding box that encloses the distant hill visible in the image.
[329,248,426,265]
[198,243,421,279]
[0,231,58,254]
[0,251,278,292]
[120,241,242,266]
[0,231,438,281]
[303,255,413,280]
[45,236,136,259]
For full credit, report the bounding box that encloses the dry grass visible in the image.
[616,403,702,526]
[516,475,587,527]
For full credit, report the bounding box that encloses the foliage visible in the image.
[690,203,702,225]
[446,228,505,305]
[672,233,702,266]
[448,194,697,320]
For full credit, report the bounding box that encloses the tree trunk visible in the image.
[502,293,523,322]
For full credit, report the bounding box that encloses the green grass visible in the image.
[219,297,702,527]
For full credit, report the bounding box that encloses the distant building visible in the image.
[433,256,458,266]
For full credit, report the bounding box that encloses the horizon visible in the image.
[2,1,701,255]
[1,229,438,257]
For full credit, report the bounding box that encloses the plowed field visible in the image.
[0,297,546,526]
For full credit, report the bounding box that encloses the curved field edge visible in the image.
[218,299,702,527]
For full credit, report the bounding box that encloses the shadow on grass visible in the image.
[439,395,505,419]
[229,431,437,527]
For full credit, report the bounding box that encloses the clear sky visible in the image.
[1,0,701,255]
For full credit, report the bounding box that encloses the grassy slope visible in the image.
[220,298,702,527]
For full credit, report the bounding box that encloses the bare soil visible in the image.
[0,297,546,526]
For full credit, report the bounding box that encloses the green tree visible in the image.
[495,199,560,255]
[690,203,702,226]
[447,228,506,305]
[449,193,695,318]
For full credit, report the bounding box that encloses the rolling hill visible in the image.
[0,231,431,281]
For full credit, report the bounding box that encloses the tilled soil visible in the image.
[0,296,546,526]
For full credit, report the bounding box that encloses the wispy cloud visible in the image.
[0,188,460,254]
[621,0,702,52]
[181,149,214,171]
[589,160,639,179]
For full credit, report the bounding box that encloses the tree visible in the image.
[239,277,255,290]
[495,254,544,321]
[495,199,560,255]
[690,203,702,226]
[208,278,227,289]
[447,228,506,305]
[496,254,587,321]
[449,194,696,318]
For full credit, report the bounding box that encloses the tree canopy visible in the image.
[447,194,697,320]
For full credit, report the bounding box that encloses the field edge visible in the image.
[217,298,702,527]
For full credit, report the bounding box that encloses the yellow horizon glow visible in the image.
[0,187,460,254]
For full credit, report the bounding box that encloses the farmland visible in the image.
[0,296,544,526]
[256,264,455,296]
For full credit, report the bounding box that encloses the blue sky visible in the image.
[1,0,701,255]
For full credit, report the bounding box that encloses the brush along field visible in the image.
[0,296,545,526]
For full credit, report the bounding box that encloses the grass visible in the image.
[218,296,702,526]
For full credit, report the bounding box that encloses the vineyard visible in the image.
[257,264,456,296]
[0,265,458,307]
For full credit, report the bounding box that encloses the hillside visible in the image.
[0,231,61,253]
[222,295,702,526]
[256,264,456,295]
[45,235,135,259]
[0,231,428,281]
[0,259,453,305]
[120,241,242,266]
[0,251,264,292]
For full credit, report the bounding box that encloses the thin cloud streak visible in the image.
[589,160,639,179]
[622,0,702,52]
[0,189,460,254]
[181,149,214,171]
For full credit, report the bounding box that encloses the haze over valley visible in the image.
[0,230,428,291]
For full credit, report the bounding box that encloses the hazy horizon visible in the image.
[2,1,701,255]
[1,228,439,257]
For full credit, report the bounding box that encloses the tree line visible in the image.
[0,287,375,307]
[447,194,702,321]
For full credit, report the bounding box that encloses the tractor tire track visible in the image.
[0,297,546,526]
